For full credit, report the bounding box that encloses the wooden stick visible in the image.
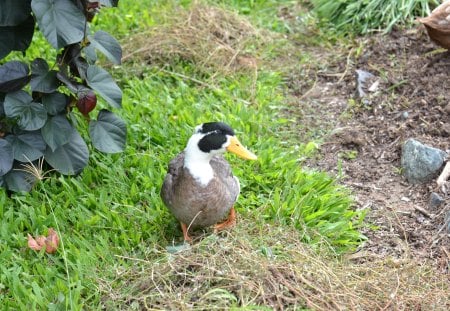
[413,205,432,218]
[437,161,450,189]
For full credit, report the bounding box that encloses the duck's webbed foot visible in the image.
[180,222,192,242]
[213,207,237,233]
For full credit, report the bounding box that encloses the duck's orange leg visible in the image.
[180,222,192,242]
[213,207,237,232]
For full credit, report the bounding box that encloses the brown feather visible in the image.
[161,152,240,228]
[418,1,450,49]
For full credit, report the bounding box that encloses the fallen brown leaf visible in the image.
[27,228,60,254]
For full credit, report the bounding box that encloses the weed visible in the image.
[339,150,359,160]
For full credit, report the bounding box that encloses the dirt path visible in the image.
[291,27,449,272]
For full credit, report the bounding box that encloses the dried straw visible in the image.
[122,3,262,75]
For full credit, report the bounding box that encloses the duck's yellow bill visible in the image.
[226,136,257,160]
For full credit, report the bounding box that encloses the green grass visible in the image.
[0,0,366,308]
[311,0,439,35]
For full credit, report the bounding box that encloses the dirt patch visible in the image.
[292,27,449,270]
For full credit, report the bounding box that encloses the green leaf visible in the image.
[0,0,31,26]
[88,31,122,65]
[30,58,59,93]
[3,161,36,192]
[0,61,30,93]
[89,109,126,153]
[0,138,14,176]
[4,91,48,130]
[41,115,73,151]
[0,15,35,59]
[86,65,122,108]
[42,92,68,115]
[44,128,89,175]
[5,131,46,162]
[31,0,86,49]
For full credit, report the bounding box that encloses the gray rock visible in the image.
[401,139,448,184]
[429,192,445,209]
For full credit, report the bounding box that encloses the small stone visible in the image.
[446,211,450,234]
[401,196,411,202]
[428,192,445,208]
[401,111,409,119]
[445,102,450,115]
[442,123,450,136]
[401,138,448,184]
[368,80,380,92]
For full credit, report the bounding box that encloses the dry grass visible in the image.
[101,219,449,310]
[122,2,264,76]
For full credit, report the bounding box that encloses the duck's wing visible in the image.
[211,155,240,202]
[160,152,185,207]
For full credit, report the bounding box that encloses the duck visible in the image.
[418,1,450,50]
[161,122,257,242]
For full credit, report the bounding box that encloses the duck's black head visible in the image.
[196,122,235,135]
[184,122,256,164]
[195,122,235,153]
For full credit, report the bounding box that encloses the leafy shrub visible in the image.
[311,0,439,35]
[0,0,126,192]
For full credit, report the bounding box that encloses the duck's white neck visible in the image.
[183,134,216,186]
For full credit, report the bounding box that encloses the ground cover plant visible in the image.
[0,0,448,310]
[0,0,125,192]
[0,0,366,308]
[311,0,440,34]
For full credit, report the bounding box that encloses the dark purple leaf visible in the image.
[99,0,119,8]
[0,93,4,116]
[86,65,122,108]
[0,138,14,176]
[32,0,86,49]
[61,44,88,80]
[42,92,68,115]
[30,58,59,93]
[0,61,30,92]
[0,0,31,26]
[0,15,35,59]
[41,115,73,151]
[3,160,37,192]
[4,91,48,130]
[5,130,46,162]
[89,109,126,153]
[83,44,97,63]
[88,31,122,64]
[44,127,89,175]
[55,71,78,93]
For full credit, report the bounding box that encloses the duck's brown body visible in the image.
[161,152,240,229]
[418,1,450,49]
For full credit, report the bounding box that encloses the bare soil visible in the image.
[291,27,449,272]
